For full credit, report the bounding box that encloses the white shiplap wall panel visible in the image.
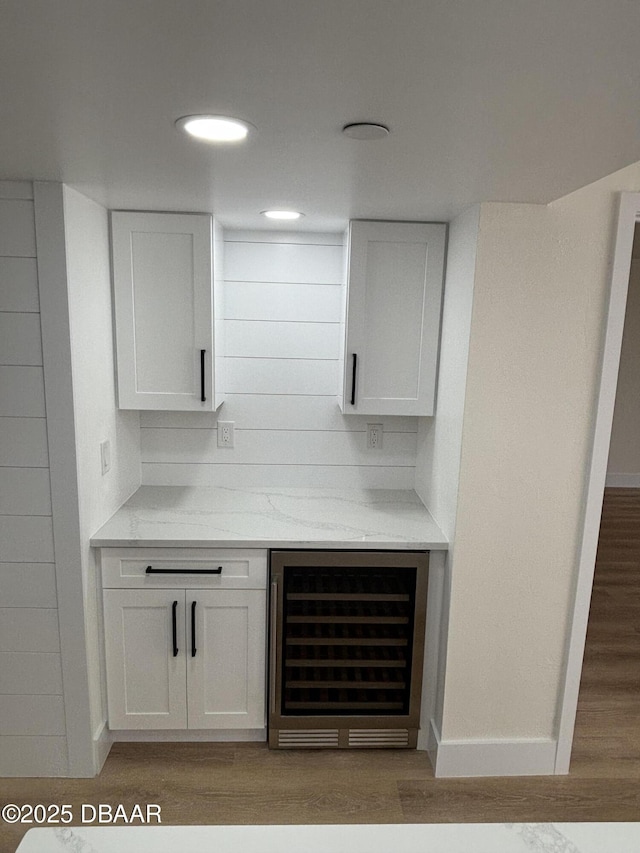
[0,467,52,515]
[0,736,68,776]
[225,357,338,395]
[0,184,66,778]
[141,231,418,489]
[0,608,60,652]
[225,320,340,360]
[224,240,343,284]
[0,366,46,416]
[0,417,48,466]
[0,651,63,694]
[0,695,66,736]
[0,257,40,312]
[143,463,416,490]
[0,181,34,200]
[0,199,36,257]
[0,313,43,365]
[224,230,344,245]
[225,282,342,321]
[0,512,54,564]
[142,427,417,468]
[141,400,418,433]
[0,563,57,607]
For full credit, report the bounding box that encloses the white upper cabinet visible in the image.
[111,211,224,411]
[339,220,446,416]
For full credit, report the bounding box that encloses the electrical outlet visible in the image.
[217,421,235,448]
[100,439,111,475]
[367,423,383,449]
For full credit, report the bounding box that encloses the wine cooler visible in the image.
[268,550,428,749]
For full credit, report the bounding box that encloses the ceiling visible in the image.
[2,0,640,231]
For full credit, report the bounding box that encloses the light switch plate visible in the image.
[100,439,111,475]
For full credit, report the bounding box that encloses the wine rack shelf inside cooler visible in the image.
[281,565,418,716]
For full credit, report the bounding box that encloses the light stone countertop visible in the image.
[16,822,640,853]
[90,486,448,550]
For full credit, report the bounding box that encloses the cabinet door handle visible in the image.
[270,580,278,715]
[191,600,197,658]
[200,349,206,403]
[146,566,223,575]
[171,600,178,657]
[350,353,357,405]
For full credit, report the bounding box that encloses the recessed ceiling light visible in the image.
[261,210,304,220]
[342,122,390,140]
[175,115,252,143]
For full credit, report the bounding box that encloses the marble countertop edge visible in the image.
[17,822,640,853]
[90,535,447,549]
[90,486,449,550]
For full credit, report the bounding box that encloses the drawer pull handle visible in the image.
[146,566,223,575]
[171,600,178,657]
[191,600,197,658]
[200,349,206,403]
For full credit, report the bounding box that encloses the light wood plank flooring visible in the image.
[2,489,640,851]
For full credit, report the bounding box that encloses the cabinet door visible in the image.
[111,211,218,411]
[341,220,445,416]
[103,589,187,730]
[187,590,266,729]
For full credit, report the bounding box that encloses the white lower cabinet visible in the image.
[103,589,188,730]
[101,549,267,733]
[187,589,266,729]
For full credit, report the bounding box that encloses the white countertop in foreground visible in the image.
[90,486,447,549]
[16,822,640,853]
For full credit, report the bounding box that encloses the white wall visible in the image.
[0,182,67,776]
[607,256,640,485]
[63,186,141,754]
[414,205,479,747]
[429,161,640,776]
[416,205,479,538]
[442,202,569,744]
[141,231,418,488]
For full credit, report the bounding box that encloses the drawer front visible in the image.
[101,548,267,589]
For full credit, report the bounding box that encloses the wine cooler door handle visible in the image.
[191,600,197,658]
[171,600,178,657]
[270,581,278,715]
[200,349,206,403]
[350,353,357,405]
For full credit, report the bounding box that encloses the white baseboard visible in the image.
[93,721,112,774]
[605,473,640,487]
[428,720,557,777]
[112,729,266,743]
[426,719,440,773]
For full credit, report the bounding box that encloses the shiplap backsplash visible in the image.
[141,231,418,488]
[0,181,68,776]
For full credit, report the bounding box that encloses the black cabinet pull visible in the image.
[191,601,197,657]
[146,566,223,575]
[200,349,206,402]
[350,353,358,405]
[171,600,178,657]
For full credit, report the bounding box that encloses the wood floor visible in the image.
[2,489,640,851]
